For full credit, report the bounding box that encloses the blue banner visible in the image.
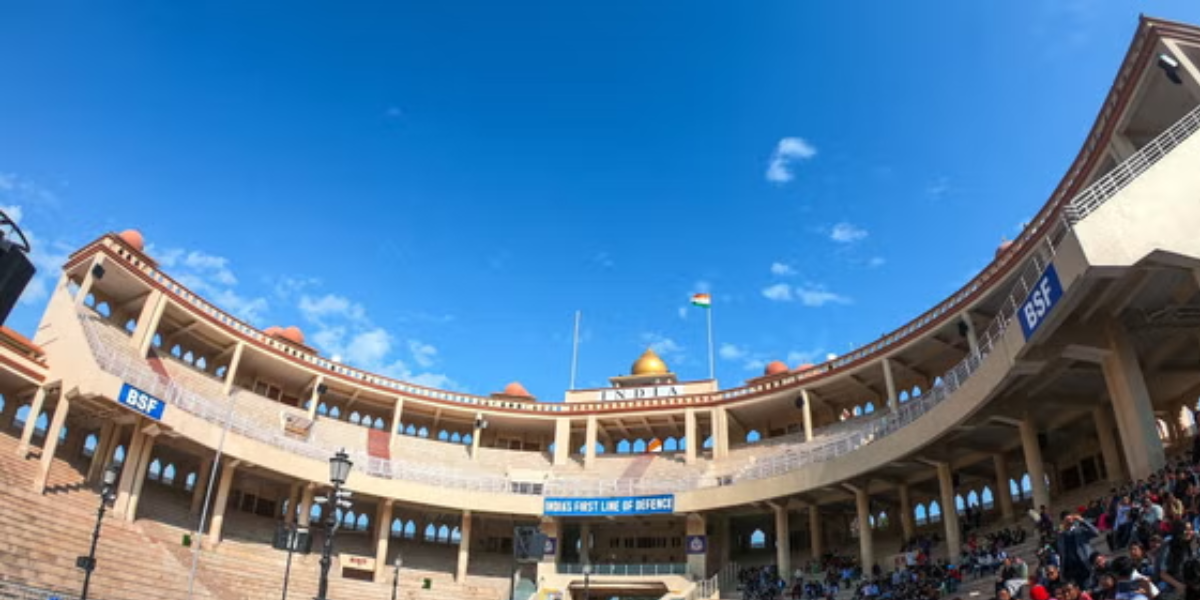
[543,495,675,516]
[117,383,166,420]
[1018,264,1063,340]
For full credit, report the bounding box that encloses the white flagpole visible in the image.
[706,304,715,381]
[569,310,581,390]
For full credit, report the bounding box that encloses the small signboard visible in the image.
[1018,264,1063,340]
[543,494,675,517]
[117,383,166,420]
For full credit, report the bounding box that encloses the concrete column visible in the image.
[297,483,315,528]
[774,505,792,579]
[712,406,729,459]
[74,255,106,308]
[1102,320,1167,479]
[86,421,117,484]
[32,395,71,493]
[284,482,301,525]
[1093,405,1124,482]
[131,289,167,357]
[553,418,571,466]
[686,513,707,579]
[898,484,915,542]
[220,341,245,395]
[993,454,1014,521]
[190,457,213,516]
[580,522,592,566]
[16,386,48,456]
[456,511,472,582]
[809,505,824,559]
[882,358,898,412]
[125,431,157,521]
[389,397,405,455]
[113,422,147,517]
[307,375,324,419]
[584,414,598,468]
[1019,417,1051,511]
[961,313,980,356]
[471,412,484,460]
[801,390,814,442]
[718,514,731,567]
[684,408,698,465]
[854,487,873,571]
[936,463,962,561]
[375,500,394,583]
[537,517,561,583]
[208,460,240,544]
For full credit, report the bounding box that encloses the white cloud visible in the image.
[770,262,795,276]
[830,222,868,243]
[677,306,688,320]
[867,256,886,268]
[720,343,824,372]
[825,352,839,361]
[718,343,747,361]
[408,340,437,368]
[147,244,271,324]
[786,350,821,365]
[641,332,684,361]
[693,280,711,294]
[761,283,849,307]
[298,294,366,324]
[766,137,817,184]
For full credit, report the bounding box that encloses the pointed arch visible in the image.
[356,513,369,531]
[967,490,980,508]
[350,412,362,426]
[185,472,197,492]
[373,417,385,430]
[663,437,678,452]
[405,424,417,436]
[746,430,761,444]
[317,403,329,417]
[617,439,631,454]
[83,433,99,457]
[438,524,450,543]
[632,439,647,453]
[329,406,341,419]
[404,521,416,539]
[981,486,994,509]
[163,464,177,485]
[864,402,876,414]
[929,500,942,523]
[148,458,162,481]
[391,518,403,538]
[915,503,928,526]
[417,427,429,438]
[450,432,462,444]
[424,524,437,541]
[124,319,137,333]
[113,445,126,465]
[749,528,766,549]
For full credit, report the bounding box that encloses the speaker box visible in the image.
[0,240,35,327]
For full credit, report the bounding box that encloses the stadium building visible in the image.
[4,14,1200,600]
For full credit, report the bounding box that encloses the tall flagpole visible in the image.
[706,304,715,381]
[569,310,581,390]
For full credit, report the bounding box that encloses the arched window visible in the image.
[373,417,384,430]
[148,459,162,482]
[912,386,922,398]
[124,319,137,333]
[424,524,437,541]
[196,357,208,371]
[329,406,341,419]
[417,427,429,438]
[663,437,678,452]
[852,406,863,417]
[438,525,450,544]
[915,504,928,525]
[899,390,910,404]
[932,376,944,389]
[153,333,163,348]
[703,436,714,449]
[311,504,323,521]
[97,302,112,318]
[350,412,362,426]
[215,365,227,378]
[185,472,197,492]
[955,494,965,514]
[1010,478,1021,500]
[617,440,632,454]
[342,510,355,529]
[877,512,888,529]
[404,521,417,539]
[929,500,942,523]
[391,518,403,538]
[317,403,329,417]
[981,487,995,509]
[405,424,417,436]
[679,437,687,450]
[83,433,99,457]
[183,350,195,364]
[595,443,606,455]
[1020,474,1032,495]
[438,430,450,442]
[113,445,126,466]
[450,432,462,444]
[450,527,462,544]
[163,464,177,485]
[746,430,761,444]
[632,439,647,453]
[356,513,369,531]
[462,434,472,445]
[967,490,980,508]
[864,402,876,414]
[749,529,766,549]
[59,425,68,442]
[869,515,877,529]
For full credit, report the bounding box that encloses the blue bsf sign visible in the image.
[543,494,675,517]
[118,383,166,420]
[1018,264,1063,340]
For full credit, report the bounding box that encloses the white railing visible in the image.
[1067,103,1200,223]
[693,573,720,600]
[71,99,1200,498]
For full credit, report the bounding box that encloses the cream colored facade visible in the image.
[5,15,1200,600]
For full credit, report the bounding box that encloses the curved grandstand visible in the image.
[5,14,1200,600]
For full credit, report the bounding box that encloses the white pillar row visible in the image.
[374,500,394,583]
[306,375,324,420]
[961,312,980,356]
[73,255,106,308]
[854,487,874,570]
[772,505,791,580]
[711,407,730,459]
[207,459,241,544]
[221,341,245,395]
[936,463,961,561]
[684,408,698,465]
[553,418,571,466]
[801,390,814,442]
[1018,417,1051,511]
[113,420,147,518]
[882,358,898,412]
[1101,320,1166,480]
[993,454,1015,521]
[16,386,48,456]
[131,289,167,357]
[190,457,213,517]
[898,484,915,542]
[33,394,72,494]
[584,414,598,468]
[125,429,157,521]
[297,483,315,528]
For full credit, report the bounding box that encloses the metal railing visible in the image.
[72,100,1200,498]
[556,563,688,576]
[0,581,80,600]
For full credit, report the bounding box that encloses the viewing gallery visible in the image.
[4,14,1200,600]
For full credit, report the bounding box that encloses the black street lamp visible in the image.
[315,448,353,600]
[79,465,120,600]
[390,556,403,600]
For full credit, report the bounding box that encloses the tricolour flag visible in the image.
[691,293,711,308]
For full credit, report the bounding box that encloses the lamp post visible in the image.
[315,448,353,600]
[391,556,403,600]
[79,465,120,600]
[582,563,591,600]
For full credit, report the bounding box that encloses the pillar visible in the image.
[808,505,823,559]
[16,386,48,456]
[297,483,315,528]
[208,459,240,544]
[687,513,707,579]
[685,408,698,465]
[584,414,598,468]
[220,341,245,395]
[33,394,71,493]
[190,457,213,516]
[86,422,117,484]
[113,422,147,517]
[993,454,1014,521]
[580,522,592,566]
[307,376,324,419]
[284,482,301,525]
[936,463,961,561]
[131,289,167,357]
[125,431,157,521]
[961,313,980,356]
[854,488,873,571]
[1102,320,1167,479]
[374,500,394,582]
[898,484,915,542]
[537,517,561,582]
[1091,404,1123,483]
[456,511,472,582]
[774,505,791,579]
[711,407,729,459]
[882,358,898,412]
[74,255,106,308]
[389,397,405,455]
[553,418,571,466]
[1019,417,1051,510]
[471,412,484,460]
[801,390,814,442]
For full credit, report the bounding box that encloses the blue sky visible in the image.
[3,1,1199,400]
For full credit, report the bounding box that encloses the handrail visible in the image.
[73,101,1200,497]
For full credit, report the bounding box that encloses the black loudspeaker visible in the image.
[0,237,35,327]
[795,395,805,409]
[272,524,313,553]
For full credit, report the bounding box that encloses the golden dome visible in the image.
[631,348,670,376]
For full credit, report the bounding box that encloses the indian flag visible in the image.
[690,293,711,308]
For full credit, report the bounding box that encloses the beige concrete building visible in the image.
[4,14,1200,600]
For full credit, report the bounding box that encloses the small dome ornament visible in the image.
[631,348,670,376]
